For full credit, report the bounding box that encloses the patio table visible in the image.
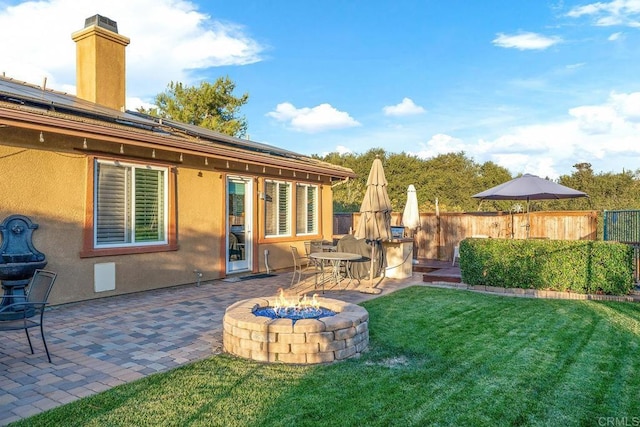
[309,251,362,292]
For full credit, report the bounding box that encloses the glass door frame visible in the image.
[226,175,253,273]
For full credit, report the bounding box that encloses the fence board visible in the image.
[342,210,598,261]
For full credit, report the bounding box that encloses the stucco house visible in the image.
[0,15,355,305]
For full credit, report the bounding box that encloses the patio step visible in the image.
[422,267,461,284]
[413,265,439,273]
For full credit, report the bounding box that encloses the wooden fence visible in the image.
[334,210,599,261]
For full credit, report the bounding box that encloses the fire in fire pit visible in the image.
[253,289,336,321]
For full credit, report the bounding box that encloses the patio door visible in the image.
[227,176,253,273]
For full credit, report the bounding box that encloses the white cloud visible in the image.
[493,32,561,50]
[0,0,264,109]
[569,105,618,134]
[488,92,640,177]
[608,31,624,40]
[566,63,586,70]
[266,102,361,133]
[409,134,466,159]
[610,91,640,121]
[335,145,353,155]
[383,98,426,116]
[387,91,640,179]
[567,0,640,27]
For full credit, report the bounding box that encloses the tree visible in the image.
[320,149,512,213]
[138,77,249,138]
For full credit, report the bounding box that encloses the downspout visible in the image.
[264,249,271,274]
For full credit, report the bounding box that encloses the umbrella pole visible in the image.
[370,243,375,288]
[527,198,531,239]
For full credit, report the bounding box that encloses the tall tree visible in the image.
[138,77,249,138]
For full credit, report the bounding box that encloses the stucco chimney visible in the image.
[71,15,130,111]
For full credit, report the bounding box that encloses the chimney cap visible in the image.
[84,14,118,33]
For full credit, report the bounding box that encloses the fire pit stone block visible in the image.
[223,296,369,364]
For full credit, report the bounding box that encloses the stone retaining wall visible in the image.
[430,282,640,302]
[223,297,369,364]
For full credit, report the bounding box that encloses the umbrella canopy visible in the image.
[355,156,392,241]
[472,174,588,201]
[402,184,420,230]
[472,173,588,238]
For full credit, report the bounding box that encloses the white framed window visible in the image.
[296,183,318,235]
[94,159,168,248]
[264,180,291,237]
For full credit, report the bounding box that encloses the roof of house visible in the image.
[0,76,356,180]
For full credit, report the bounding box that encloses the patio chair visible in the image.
[290,246,319,287]
[0,269,57,362]
[310,240,324,255]
[452,245,460,266]
[229,232,243,260]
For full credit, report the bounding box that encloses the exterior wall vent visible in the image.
[94,262,116,292]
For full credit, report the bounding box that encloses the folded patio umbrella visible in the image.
[402,184,420,231]
[355,156,392,291]
[355,156,392,242]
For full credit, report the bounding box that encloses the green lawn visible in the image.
[13,287,640,426]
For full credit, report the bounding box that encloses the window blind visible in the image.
[96,163,129,244]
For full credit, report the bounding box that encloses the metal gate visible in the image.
[603,210,640,282]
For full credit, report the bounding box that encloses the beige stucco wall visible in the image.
[0,137,336,305]
[0,143,228,305]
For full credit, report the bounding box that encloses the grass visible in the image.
[12,287,640,426]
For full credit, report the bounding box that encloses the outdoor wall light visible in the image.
[39,132,44,143]
[83,138,87,149]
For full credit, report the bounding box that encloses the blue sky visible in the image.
[2,0,640,179]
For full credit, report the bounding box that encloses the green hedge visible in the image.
[459,238,634,295]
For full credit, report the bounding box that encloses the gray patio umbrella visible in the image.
[472,173,588,237]
[355,156,392,291]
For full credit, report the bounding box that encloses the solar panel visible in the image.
[153,116,303,159]
[0,77,158,129]
[0,76,316,163]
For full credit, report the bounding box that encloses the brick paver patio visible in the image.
[0,270,420,425]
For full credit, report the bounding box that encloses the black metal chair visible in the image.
[0,269,57,362]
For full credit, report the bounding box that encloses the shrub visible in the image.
[459,238,634,295]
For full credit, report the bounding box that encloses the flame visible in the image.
[272,288,320,313]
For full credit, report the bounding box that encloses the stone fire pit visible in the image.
[223,296,369,364]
